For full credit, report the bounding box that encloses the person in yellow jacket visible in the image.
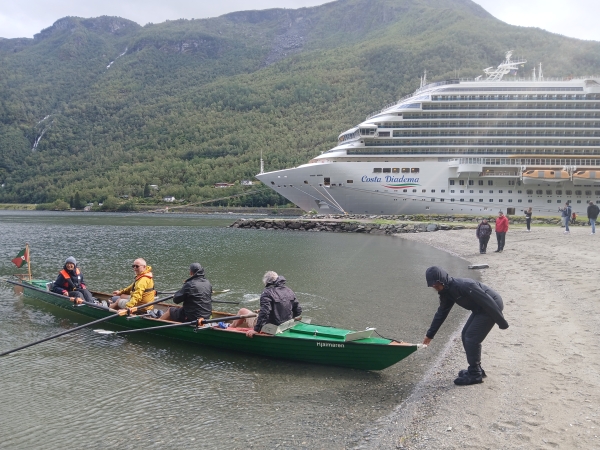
[109,258,155,311]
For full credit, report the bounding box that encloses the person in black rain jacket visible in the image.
[423,266,509,385]
[161,263,212,322]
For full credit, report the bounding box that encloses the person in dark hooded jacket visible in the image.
[52,256,94,303]
[161,263,212,322]
[423,266,509,385]
[237,271,302,338]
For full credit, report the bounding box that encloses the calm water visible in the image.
[0,211,473,449]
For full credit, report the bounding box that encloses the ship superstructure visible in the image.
[256,52,600,216]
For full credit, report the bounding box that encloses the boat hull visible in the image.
[11,280,418,371]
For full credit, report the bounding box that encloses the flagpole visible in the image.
[26,243,32,280]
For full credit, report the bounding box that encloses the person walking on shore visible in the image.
[588,201,599,235]
[476,218,492,254]
[560,202,572,234]
[494,211,509,252]
[422,266,509,385]
[524,207,533,231]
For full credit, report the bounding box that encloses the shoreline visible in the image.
[364,227,600,449]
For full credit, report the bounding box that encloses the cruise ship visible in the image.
[256,52,600,216]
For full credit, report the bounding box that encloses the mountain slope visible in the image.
[1,0,599,204]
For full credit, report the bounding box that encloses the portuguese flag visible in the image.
[11,248,29,268]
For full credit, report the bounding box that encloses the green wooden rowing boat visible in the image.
[8,279,420,370]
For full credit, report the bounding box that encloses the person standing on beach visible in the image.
[524,207,532,231]
[475,218,492,254]
[494,211,509,252]
[588,201,599,235]
[560,202,572,234]
[422,266,509,386]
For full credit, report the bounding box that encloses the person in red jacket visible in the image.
[494,211,509,253]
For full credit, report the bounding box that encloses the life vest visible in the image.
[132,272,155,303]
[59,268,82,291]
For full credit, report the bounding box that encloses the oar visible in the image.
[156,289,230,295]
[99,313,258,336]
[0,294,174,357]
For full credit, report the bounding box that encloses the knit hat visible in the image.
[65,256,77,266]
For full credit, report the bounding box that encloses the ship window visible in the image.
[431,198,435,201]
[324,178,330,186]
[499,190,503,193]
[402,168,410,173]
[566,190,573,195]
[373,168,382,173]
[489,199,493,202]
[379,132,390,137]
[585,190,592,196]
[304,181,308,184]
[431,189,435,193]
[440,198,445,202]
[596,191,600,195]
[489,190,493,194]
[470,190,474,193]
[403,189,407,192]
[557,200,562,203]
[546,190,552,195]
[411,168,420,173]
[383,168,391,173]
[468,180,474,185]
[412,189,417,192]
[528,199,533,203]
[508,190,512,194]
[441,189,446,193]
[460,190,465,193]
[450,190,455,193]
[547,200,552,203]
[450,180,455,185]
[271,181,275,185]
[460,199,465,202]
[479,190,483,193]
[488,180,493,185]
[518,199,523,203]
[518,190,522,194]
[508,199,513,202]
[469,199,474,202]
[422,189,427,193]
[499,199,503,202]
[575,190,582,195]
[577,200,582,203]
[451,198,455,202]
[347,180,353,183]
[536,190,543,195]
[392,168,399,173]
[478,180,484,185]
[479,199,484,202]
[526,190,533,194]
[459,180,465,185]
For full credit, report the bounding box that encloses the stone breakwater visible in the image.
[230,213,583,234]
[230,219,462,234]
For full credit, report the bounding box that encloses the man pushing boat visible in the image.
[423,266,508,386]
[109,258,155,311]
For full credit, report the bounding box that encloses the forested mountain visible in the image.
[1,0,600,205]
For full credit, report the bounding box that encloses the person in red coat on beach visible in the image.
[494,211,509,253]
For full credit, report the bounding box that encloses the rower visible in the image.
[109,258,155,312]
[160,263,212,322]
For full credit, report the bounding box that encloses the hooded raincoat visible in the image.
[254,276,302,332]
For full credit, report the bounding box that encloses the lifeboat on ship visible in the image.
[573,170,600,184]
[521,169,570,184]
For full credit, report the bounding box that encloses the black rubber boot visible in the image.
[454,374,483,385]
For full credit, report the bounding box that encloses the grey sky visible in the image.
[1,0,598,41]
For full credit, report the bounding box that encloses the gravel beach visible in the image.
[365,224,600,449]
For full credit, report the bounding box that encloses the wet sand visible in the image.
[367,224,600,449]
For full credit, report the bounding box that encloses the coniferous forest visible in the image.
[1,0,600,207]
